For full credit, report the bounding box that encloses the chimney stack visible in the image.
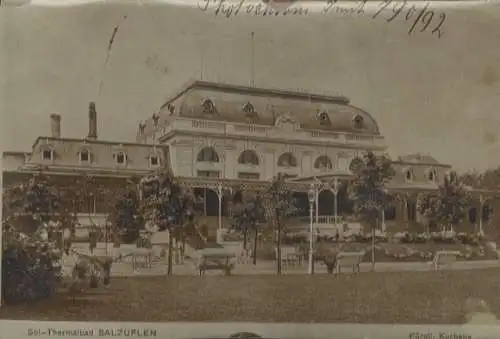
[50,114,61,138]
[88,102,98,140]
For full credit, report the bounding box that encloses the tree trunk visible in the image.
[243,230,248,250]
[253,227,258,265]
[371,218,376,272]
[167,228,173,276]
[276,209,282,275]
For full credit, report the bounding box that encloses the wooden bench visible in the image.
[335,251,364,274]
[432,250,461,271]
[196,250,236,276]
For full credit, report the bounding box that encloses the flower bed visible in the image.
[280,231,498,262]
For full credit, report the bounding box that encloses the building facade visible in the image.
[2,80,495,235]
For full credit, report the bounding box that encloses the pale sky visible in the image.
[1,2,500,173]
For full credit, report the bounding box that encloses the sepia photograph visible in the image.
[1,0,500,337]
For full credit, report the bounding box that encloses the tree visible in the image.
[139,168,195,275]
[108,180,143,244]
[231,192,266,265]
[264,173,296,275]
[348,151,395,271]
[417,171,471,232]
[2,172,75,304]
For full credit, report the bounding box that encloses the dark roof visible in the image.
[31,136,163,151]
[394,153,451,167]
[147,80,381,136]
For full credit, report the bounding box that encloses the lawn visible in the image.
[2,269,500,324]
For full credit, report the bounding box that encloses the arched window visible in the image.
[314,155,332,170]
[196,147,220,162]
[277,152,297,167]
[238,150,259,165]
[201,98,217,115]
[352,114,364,129]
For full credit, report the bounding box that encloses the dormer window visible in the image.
[353,114,364,129]
[79,149,90,164]
[42,149,53,161]
[201,99,217,115]
[243,102,258,121]
[317,111,330,125]
[115,151,126,165]
[150,155,159,167]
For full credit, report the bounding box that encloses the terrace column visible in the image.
[327,178,340,235]
[216,182,224,244]
[381,209,386,232]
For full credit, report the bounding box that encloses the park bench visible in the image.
[431,250,461,271]
[196,249,236,276]
[335,251,364,274]
[131,248,154,270]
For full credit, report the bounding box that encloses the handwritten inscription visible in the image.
[198,0,309,17]
[324,0,445,38]
[198,0,446,38]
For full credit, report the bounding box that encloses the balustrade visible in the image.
[157,118,385,148]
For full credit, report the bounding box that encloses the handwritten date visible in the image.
[372,0,445,38]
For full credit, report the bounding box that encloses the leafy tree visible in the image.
[417,171,471,232]
[264,173,296,275]
[2,172,74,304]
[108,180,143,244]
[348,151,395,270]
[139,169,195,275]
[231,192,266,265]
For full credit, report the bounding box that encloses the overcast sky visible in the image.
[1,2,499,173]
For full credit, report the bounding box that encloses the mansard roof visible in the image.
[140,80,382,137]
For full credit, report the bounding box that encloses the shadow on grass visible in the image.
[2,269,500,323]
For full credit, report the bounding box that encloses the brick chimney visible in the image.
[88,102,97,140]
[50,114,61,138]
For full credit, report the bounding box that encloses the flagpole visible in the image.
[97,15,128,99]
[250,31,255,88]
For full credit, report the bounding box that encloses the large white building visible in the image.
[3,80,493,235]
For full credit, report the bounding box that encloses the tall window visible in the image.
[407,201,417,221]
[197,147,219,162]
[314,155,332,170]
[427,168,437,182]
[277,152,297,167]
[238,150,259,165]
[405,169,413,182]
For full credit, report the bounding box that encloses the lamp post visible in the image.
[307,185,315,275]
